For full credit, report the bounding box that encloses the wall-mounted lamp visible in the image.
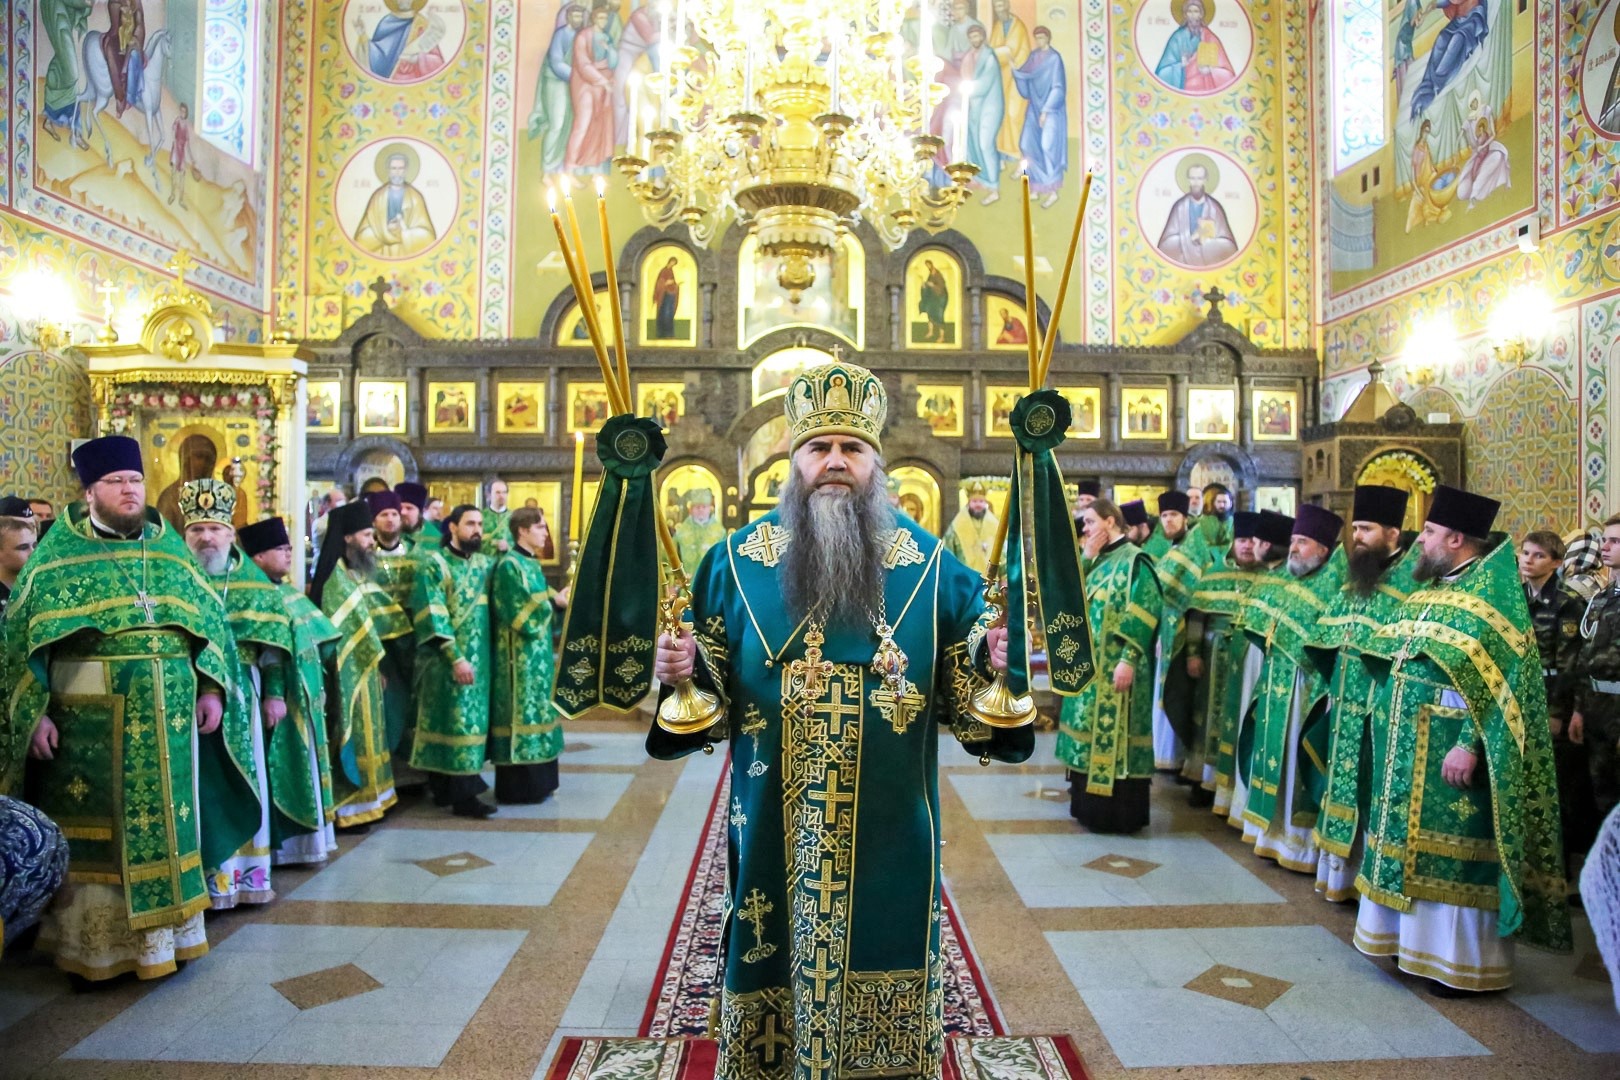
[7,268,78,350]
[1400,313,1461,389]
[1487,285,1553,367]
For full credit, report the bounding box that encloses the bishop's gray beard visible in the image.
[192,547,230,577]
[345,544,377,578]
[779,464,896,628]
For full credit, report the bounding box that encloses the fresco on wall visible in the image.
[342,0,466,83]
[1562,1,1620,225]
[337,138,458,259]
[1134,0,1253,96]
[1138,149,1256,271]
[22,0,271,299]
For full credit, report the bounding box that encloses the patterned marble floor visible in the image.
[1,716,1616,1080]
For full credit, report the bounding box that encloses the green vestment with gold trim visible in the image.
[1305,545,1419,858]
[1187,559,1269,795]
[318,566,398,824]
[674,515,727,577]
[369,543,417,753]
[1356,537,1570,952]
[272,582,341,843]
[0,506,246,933]
[410,546,494,776]
[1150,525,1215,758]
[1240,548,1346,838]
[647,512,1032,1080]
[1055,540,1161,791]
[490,550,564,766]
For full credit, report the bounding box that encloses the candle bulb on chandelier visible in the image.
[628,72,643,150]
[955,100,968,163]
[828,21,841,114]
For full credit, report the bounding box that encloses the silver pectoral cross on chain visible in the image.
[134,590,157,623]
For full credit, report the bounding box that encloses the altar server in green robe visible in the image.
[241,518,342,866]
[411,505,497,818]
[3,436,246,982]
[1184,510,1270,810]
[1354,486,1570,994]
[1057,498,1162,833]
[651,360,1030,1080]
[181,479,290,909]
[367,489,418,763]
[1306,486,1417,902]
[1146,489,1215,775]
[490,507,569,804]
[310,502,398,828]
[1240,504,1346,873]
[396,481,438,546]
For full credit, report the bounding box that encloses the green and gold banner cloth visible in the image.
[553,415,665,717]
[1002,390,1094,698]
[1,505,244,929]
[1056,541,1161,795]
[1305,544,1419,856]
[1358,537,1570,953]
[490,551,564,766]
[410,547,495,776]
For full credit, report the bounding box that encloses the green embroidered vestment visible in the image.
[272,583,341,839]
[647,512,1032,1080]
[318,567,397,823]
[1055,541,1161,793]
[1187,561,1269,794]
[1356,538,1570,952]
[411,547,495,776]
[1240,549,1346,834]
[1,506,244,930]
[1149,526,1216,750]
[1305,546,1419,857]
[490,550,564,766]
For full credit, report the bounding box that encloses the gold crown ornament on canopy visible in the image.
[785,361,888,453]
[179,478,237,528]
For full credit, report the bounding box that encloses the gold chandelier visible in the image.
[612,0,977,299]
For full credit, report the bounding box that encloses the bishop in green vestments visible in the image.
[1057,499,1162,833]
[1239,505,1346,873]
[181,479,290,909]
[1184,511,1270,810]
[2,437,246,981]
[411,505,497,817]
[1353,487,1570,992]
[242,518,343,866]
[651,362,1030,1080]
[1305,486,1417,902]
[311,502,398,827]
[490,507,568,803]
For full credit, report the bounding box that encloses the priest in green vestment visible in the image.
[1240,504,1346,873]
[1146,490,1215,775]
[1057,498,1162,833]
[367,490,419,769]
[241,518,342,866]
[1184,510,1269,810]
[1353,486,1570,993]
[396,481,438,547]
[1119,499,1154,547]
[650,361,1031,1080]
[673,488,727,573]
[1306,486,1418,902]
[1194,483,1234,548]
[483,478,513,554]
[490,507,569,804]
[2,436,247,981]
[411,505,497,818]
[181,480,290,910]
[310,502,398,828]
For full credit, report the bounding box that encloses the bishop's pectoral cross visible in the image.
[870,680,926,735]
[788,627,835,700]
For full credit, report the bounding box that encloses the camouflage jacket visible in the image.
[1573,581,1620,715]
[1524,576,1585,719]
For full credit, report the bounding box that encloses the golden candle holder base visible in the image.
[647,129,680,158]
[913,133,945,160]
[967,672,1038,729]
[613,153,649,179]
[944,160,980,188]
[653,576,725,737]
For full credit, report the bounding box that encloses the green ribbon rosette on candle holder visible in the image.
[551,415,666,716]
[1003,389,1095,698]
